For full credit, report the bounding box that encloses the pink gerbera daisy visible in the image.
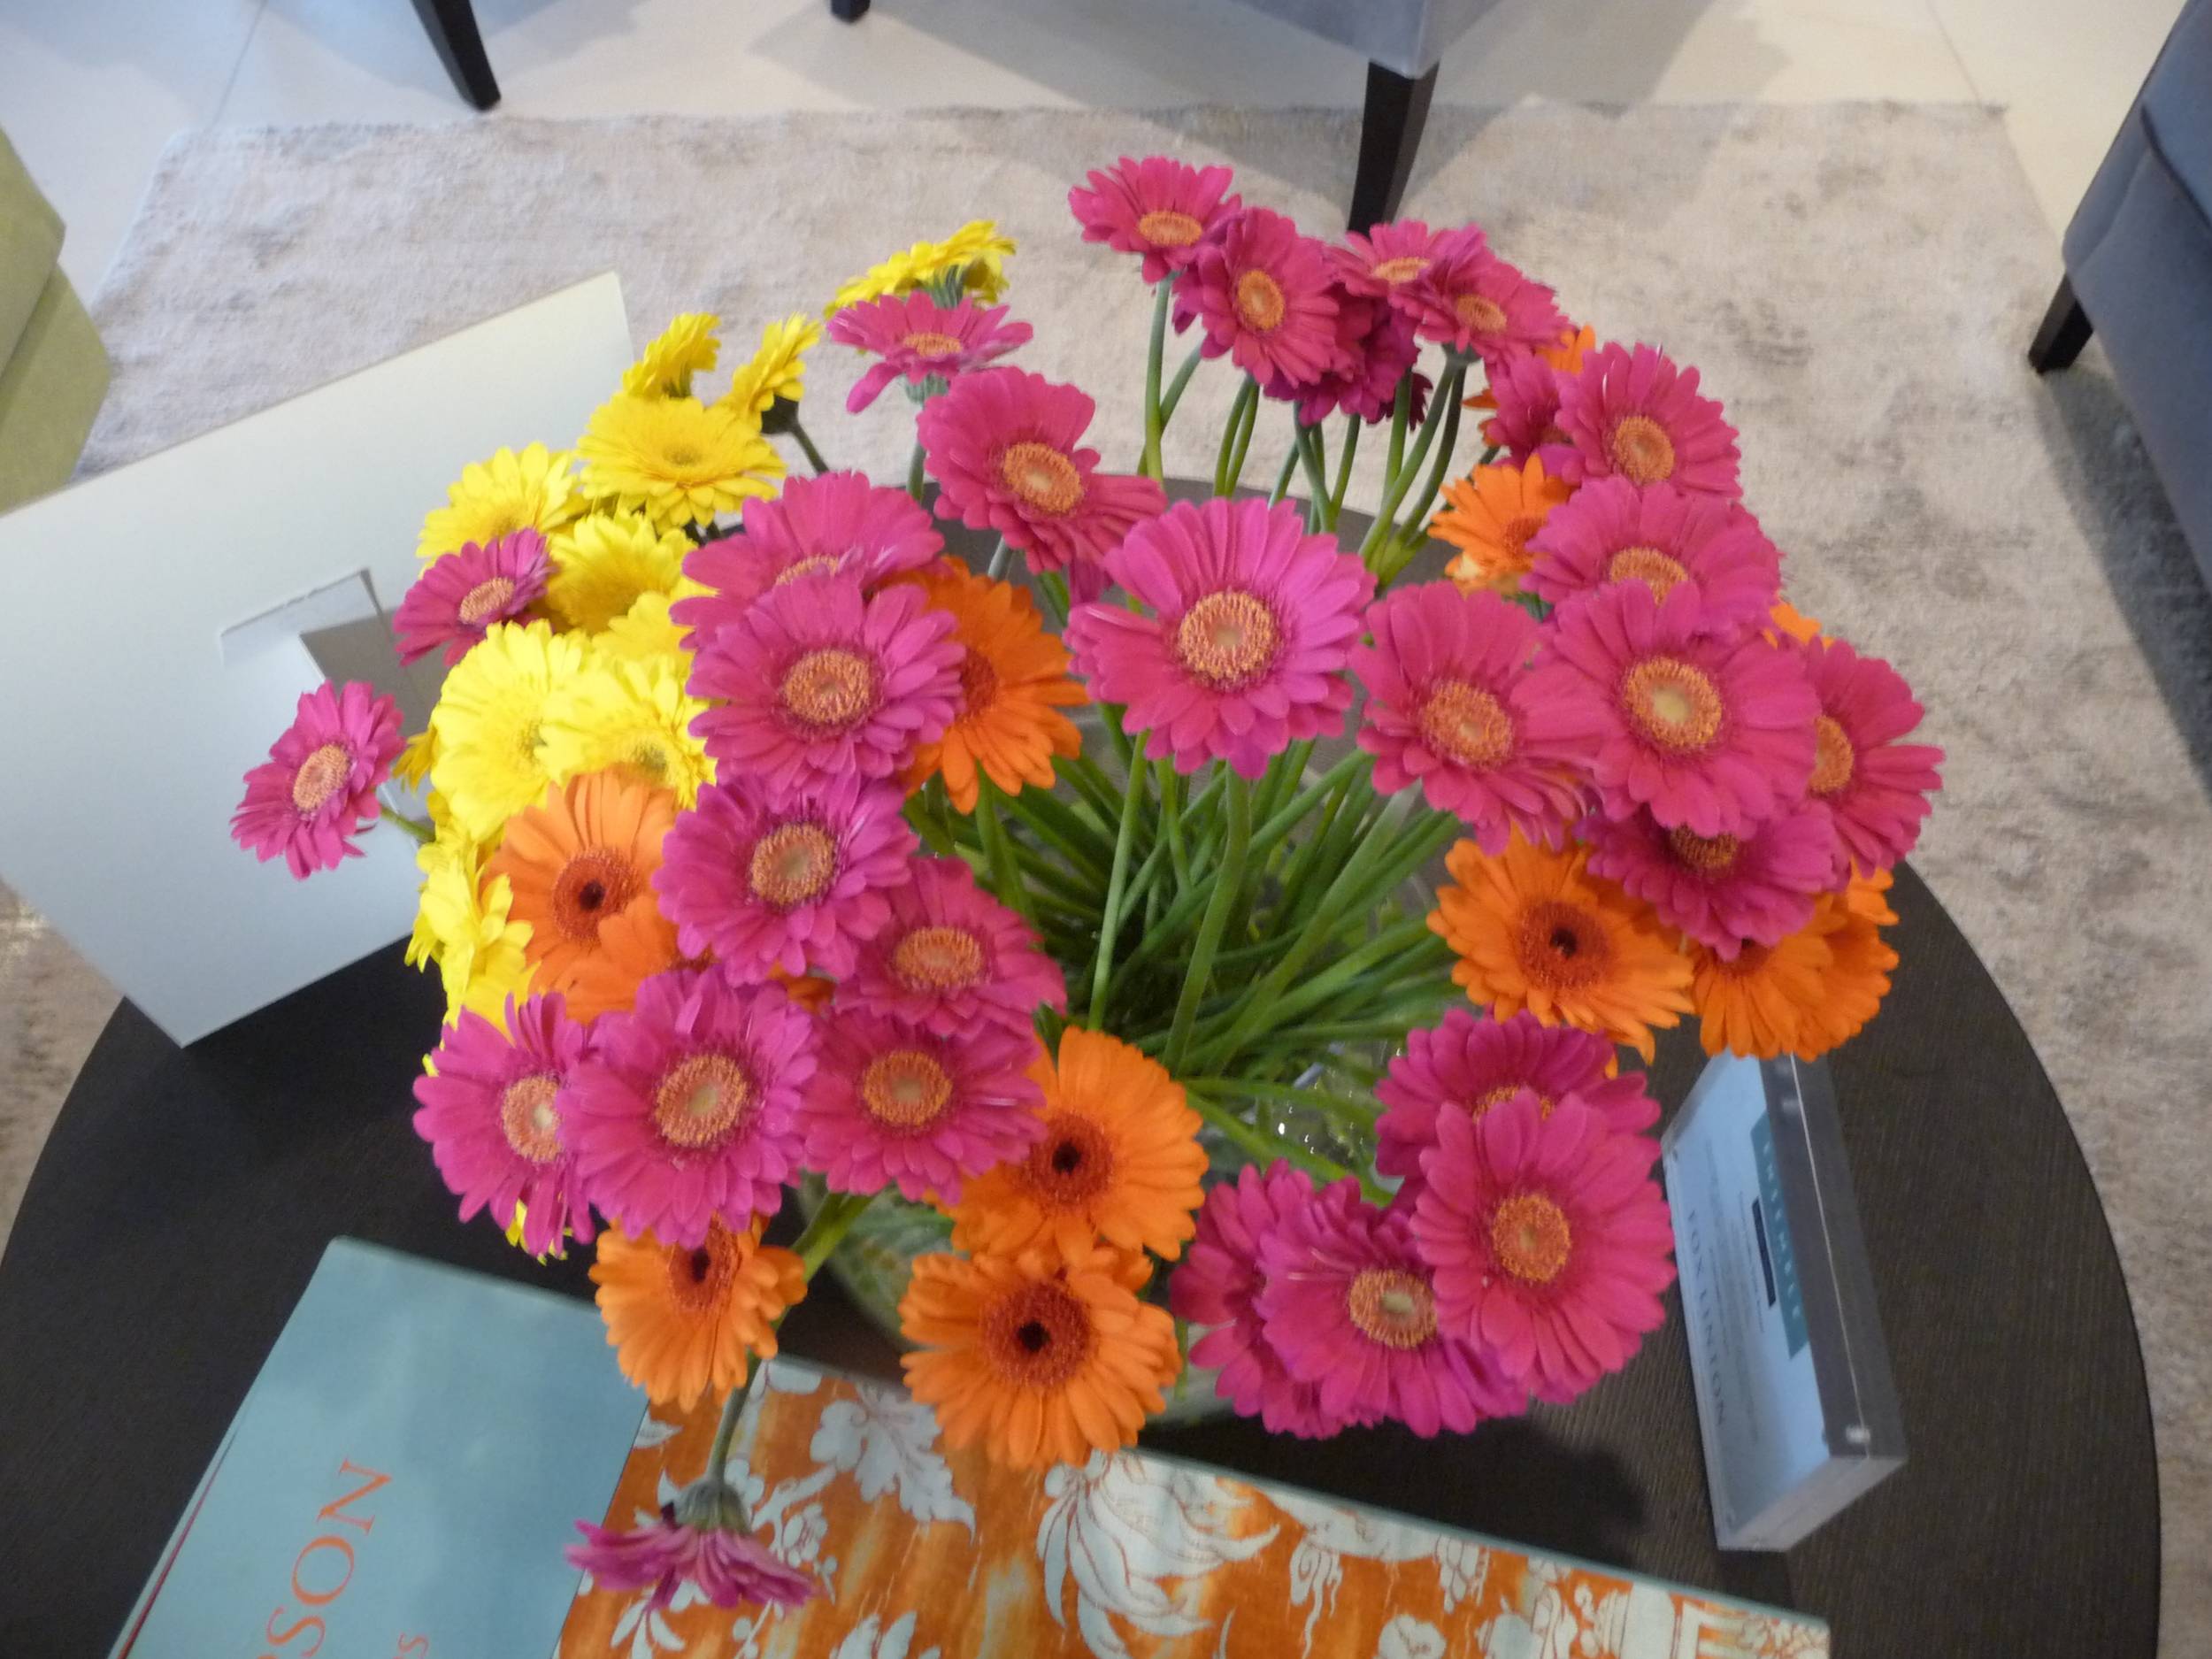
[411,992,596,1256]
[1581,799,1837,956]
[1064,496,1375,779]
[395,529,550,666]
[1541,342,1742,497]
[567,967,815,1247]
[797,1009,1045,1203]
[830,292,1034,414]
[1785,633,1944,878]
[1330,219,1477,314]
[1267,286,1425,428]
[1411,1093,1675,1402]
[568,1509,816,1614]
[1478,347,1570,462]
[1068,156,1242,283]
[232,679,406,879]
[1520,581,1819,836]
[1374,1007,1659,1192]
[918,367,1167,578]
[1405,247,1567,369]
[1174,208,1344,387]
[836,855,1067,1038]
[1525,478,1782,638]
[688,572,961,798]
[1351,581,1586,851]
[653,771,917,979]
[674,472,943,652]
[1170,1162,1366,1437]
[1256,1184,1525,1436]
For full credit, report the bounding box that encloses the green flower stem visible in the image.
[379,803,434,844]
[1266,442,1300,506]
[1222,380,1261,497]
[990,786,1113,884]
[1273,768,1375,924]
[1185,1072,1381,1131]
[1141,280,1171,480]
[1379,390,1466,585]
[1330,416,1362,525]
[906,440,927,503]
[1159,342,1204,428]
[1055,749,1125,826]
[972,775,1037,929]
[705,1368,752,1492]
[1117,827,1176,924]
[787,416,832,476]
[1252,738,1314,832]
[1212,378,1254,496]
[1088,753,1152,1029]
[1163,771,1250,1075]
[1156,760,1190,891]
[1195,917,1450,1069]
[1294,422,1332,531]
[1100,703,1138,774]
[986,537,1014,580]
[1183,1085,1387,1205]
[1385,374,1414,490]
[1361,361,1466,565]
[904,792,956,857]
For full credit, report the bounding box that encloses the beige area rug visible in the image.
[19,104,2209,1641]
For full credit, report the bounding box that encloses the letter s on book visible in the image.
[265,1606,326,1656]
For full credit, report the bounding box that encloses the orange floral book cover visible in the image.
[558,1359,1827,1659]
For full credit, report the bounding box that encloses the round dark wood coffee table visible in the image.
[0,862,2157,1657]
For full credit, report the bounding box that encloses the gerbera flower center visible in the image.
[1369,255,1430,285]
[889,925,988,991]
[553,847,640,940]
[457,576,518,625]
[998,442,1084,516]
[1175,590,1280,690]
[1417,679,1516,769]
[1810,714,1855,795]
[1474,1083,1552,1118]
[661,442,704,470]
[1345,1268,1438,1349]
[623,738,672,784]
[498,1072,565,1164]
[749,823,838,909]
[1020,1112,1114,1210]
[956,647,1000,718]
[1606,414,1678,487]
[652,1052,754,1148]
[664,1227,738,1314]
[900,331,964,359]
[860,1048,955,1130]
[981,1279,1095,1389]
[780,647,878,732]
[1668,825,1741,872]
[1233,269,1286,333]
[1136,209,1205,248]
[1620,657,1725,753]
[774,555,843,587]
[290,743,353,813]
[1606,545,1690,600]
[1516,898,1615,990]
[1502,515,1545,559]
[1490,1192,1574,1285]
[1453,294,1508,334]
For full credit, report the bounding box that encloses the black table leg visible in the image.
[1348,60,1438,234]
[410,0,500,110]
[831,0,871,19]
[2028,274,2093,373]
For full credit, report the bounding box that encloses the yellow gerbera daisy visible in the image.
[593,591,695,666]
[622,312,721,400]
[541,656,715,808]
[392,726,438,791]
[544,511,695,634]
[577,395,784,530]
[428,619,588,843]
[721,314,823,421]
[409,831,534,1025]
[417,442,583,561]
[829,220,1018,311]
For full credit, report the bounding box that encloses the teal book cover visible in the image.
[113,1238,644,1659]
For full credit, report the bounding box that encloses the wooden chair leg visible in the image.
[831,0,871,19]
[1348,61,1438,234]
[2029,275,2093,373]
[409,0,499,111]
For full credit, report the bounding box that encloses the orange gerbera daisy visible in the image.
[589,1216,806,1409]
[563,902,686,1022]
[898,559,1086,812]
[486,770,679,1009]
[1691,869,1898,1059]
[949,1026,1206,1262]
[1430,457,1574,597]
[898,1240,1179,1469]
[1767,601,1822,643]
[1430,831,1694,1062]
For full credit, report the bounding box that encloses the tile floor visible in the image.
[0,0,2189,300]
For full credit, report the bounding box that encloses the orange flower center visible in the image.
[664,1227,739,1314]
[998,442,1083,515]
[1501,515,1545,560]
[1474,1083,1552,1118]
[775,555,842,587]
[553,846,640,941]
[1454,293,1508,334]
[1233,269,1286,333]
[1490,1192,1573,1285]
[889,925,987,991]
[457,576,517,625]
[1019,1112,1113,1210]
[1620,657,1724,753]
[1175,590,1279,690]
[1606,414,1677,486]
[652,1053,754,1149]
[1516,898,1615,990]
[1345,1268,1437,1349]
[291,743,351,813]
[1417,679,1516,769]
[1369,255,1430,285]
[981,1278,1096,1389]
[956,647,1000,718]
[780,647,877,733]
[749,823,838,909]
[860,1048,955,1130]
[1668,824,1741,872]
[1136,209,1205,248]
[1810,714,1855,795]
[498,1072,565,1163]
[901,331,964,358]
[1606,545,1690,600]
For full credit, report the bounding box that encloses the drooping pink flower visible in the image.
[411,992,596,1256]
[1581,799,1837,956]
[568,1509,816,1614]
[674,472,943,652]
[830,292,1034,414]
[653,771,917,979]
[395,529,550,665]
[1330,219,1476,314]
[231,680,407,879]
[1520,581,1819,836]
[1411,1093,1675,1402]
[918,367,1167,579]
[1064,496,1375,779]
[688,572,961,799]
[1174,208,1345,388]
[567,967,815,1246]
[836,855,1067,1039]
[1068,157,1242,283]
[1256,1184,1525,1436]
[1351,581,1586,851]
[1266,285,1426,428]
[1404,245,1567,368]
[1541,342,1742,497]
[1479,347,1571,462]
[1785,633,1944,878]
[1374,1008,1658,1193]
[1525,478,1781,639]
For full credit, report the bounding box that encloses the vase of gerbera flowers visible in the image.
[234,157,1941,1613]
